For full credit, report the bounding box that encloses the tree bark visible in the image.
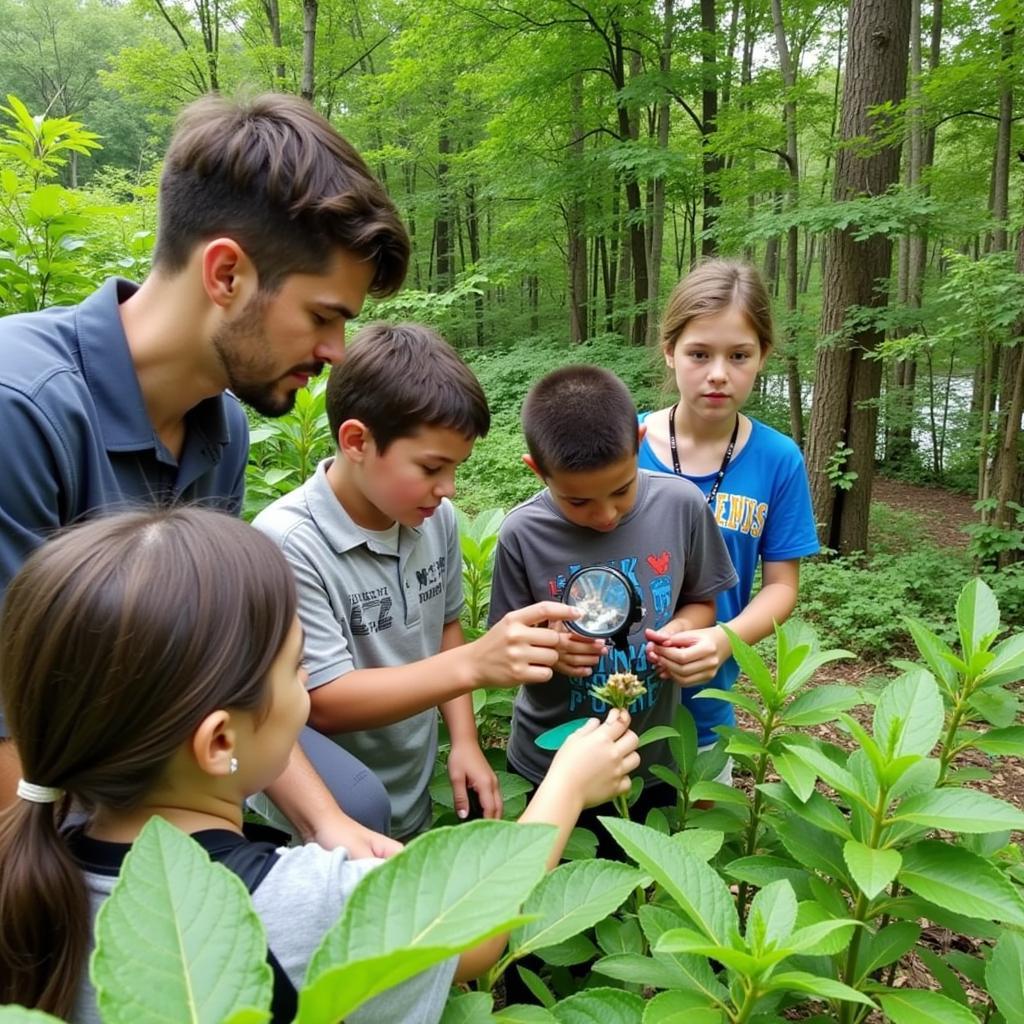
[567,73,588,344]
[300,0,318,101]
[700,0,722,256]
[435,131,452,291]
[805,0,912,554]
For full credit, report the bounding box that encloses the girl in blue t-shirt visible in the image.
[639,259,819,751]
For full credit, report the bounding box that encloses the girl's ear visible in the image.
[191,709,237,778]
[338,419,373,462]
[637,423,648,445]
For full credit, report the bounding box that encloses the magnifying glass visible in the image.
[561,564,644,654]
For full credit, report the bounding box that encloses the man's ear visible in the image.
[521,453,545,481]
[338,419,374,462]
[201,238,257,311]
[191,709,236,778]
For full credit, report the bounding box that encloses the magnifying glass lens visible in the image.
[566,570,630,634]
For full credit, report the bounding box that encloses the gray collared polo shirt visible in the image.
[0,278,249,733]
[254,460,463,838]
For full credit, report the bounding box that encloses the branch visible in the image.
[669,91,703,133]
[557,125,623,148]
[326,32,392,84]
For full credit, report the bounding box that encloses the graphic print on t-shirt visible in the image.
[349,586,394,635]
[711,492,768,537]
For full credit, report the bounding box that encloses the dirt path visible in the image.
[872,477,976,550]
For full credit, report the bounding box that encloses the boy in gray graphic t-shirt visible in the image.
[489,366,738,790]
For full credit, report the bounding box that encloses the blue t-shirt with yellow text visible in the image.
[638,416,819,744]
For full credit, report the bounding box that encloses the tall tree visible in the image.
[805,0,912,554]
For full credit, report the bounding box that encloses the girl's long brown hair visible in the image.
[0,507,297,1015]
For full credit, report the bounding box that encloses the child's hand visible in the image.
[549,709,640,809]
[645,626,727,686]
[448,741,503,820]
[552,621,606,677]
[471,601,583,688]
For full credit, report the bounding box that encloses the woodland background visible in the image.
[3,0,1024,652]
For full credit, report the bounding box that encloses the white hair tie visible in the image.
[16,779,64,804]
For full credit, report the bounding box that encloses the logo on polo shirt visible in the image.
[350,586,394,635]
[415,555,447,604]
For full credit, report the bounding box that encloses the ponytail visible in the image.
[0,796,90,1015]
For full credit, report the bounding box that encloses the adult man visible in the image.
[0,92,409,855]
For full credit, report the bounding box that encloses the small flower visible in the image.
[591,672,646,709]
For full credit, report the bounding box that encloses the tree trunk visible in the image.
[646,0,674,345]
[435,132,452,291]
[301,0,318,101]
[261,0,286,84]
[991,25,1015,253]
[805,0,912,555]
[567,73,588,344]
[700,0,722,256]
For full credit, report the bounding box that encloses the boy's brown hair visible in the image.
[153,93,410,296]
[326,323,490,452]
[522,365,638,476]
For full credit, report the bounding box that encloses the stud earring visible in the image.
[229,756,239,775]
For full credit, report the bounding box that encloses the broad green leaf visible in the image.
[510,859,641,955]
[493,1007,559,1023]
[905,618,959,693]
[719,626,776,705]
[774,815,850,882]
[946,950,988,989]
[516,965,555,1008]
[779,647,855,696]
[763,971,875,1006]
[594,951,715,990]
[771,747,820,802]
[307,820,552,982]
[987,931,1024,1024]
[535,933,599,966]
[650,764,685,792]
[638,905,729,1002]
[689,780,748,805]
[915,946,970,1005]
[746,880,797,952]
[220,1011,269,1024]
[599,817,737,945]
[968,686,1019,727]
[0,1012,66,1023]
[979,632,1024,688]
[898,840,1024,925]
[550,987,646,1024]
[595,915,644,956]
[440,991,494,1023]
[780,684,862,727]
[782,742,863,804]
[91,817,271,1024]
[673,828,725,861]
[969,725,1024,756]
[561,827,598,861]
[957,578,999,660]
[879,988,978,1024]
[638,725,682,748]
[873,669,943,759]
[670,704,699,777]
[792,900,858,955]
[891,788,1024,833]
[853,921,920,982]
[654,927,763,974]
[694,685,762,718]
[757,782,853,840]
[642,991,723,1023]
[723,855,813,897]
[843,840,901,899]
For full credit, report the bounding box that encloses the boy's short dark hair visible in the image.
[327,323,490,452]
[153,93,409,296]
[522,365,638,476]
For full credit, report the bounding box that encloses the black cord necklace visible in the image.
[667,404,739,508]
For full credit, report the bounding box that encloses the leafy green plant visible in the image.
[244,379,334,521]
[824,441,858,492]
[0,94,106,312]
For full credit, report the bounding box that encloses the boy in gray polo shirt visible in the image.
[255,324,578,839]
[488,366,738,825]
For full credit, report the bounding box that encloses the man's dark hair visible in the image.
[327,323,490,452]
[153,93,409,295]
[522,365,638,476]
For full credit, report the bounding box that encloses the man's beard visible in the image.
[211,297,320,418]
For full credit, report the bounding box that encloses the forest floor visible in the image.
[871,476,976,551]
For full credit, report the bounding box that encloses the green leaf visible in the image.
[694,687,763,719]
[723,855,812,896]
[550,987,646,1023]
[762,971,875,1006]
[782,742,863,804]
[969,686,1019,727]
[720,625,777,706]
[771,747,820,803]
[979,632,1024,688]
[906,618,959,694]
[638,906,728,1002]
[561,827,598,862]
[594,951,714,990]
[898,840,1024,925]
[843,840,902,899]
[515,965,555,1007]
[599,817,737,945]
[892,788,1024,833]
[757,782,852,839]
[853,921,921,982]
[670,704,699,777]
[510,859,641,956]
[782,685,863,726]
[595,915,644,956]
[746,880,797,952]
[638,724,682,748]
[219,1011,269,1024]
[642,991,723,1023]
[536,933,599,966]
[493,1007,558,1023]
[878,989,978,1024]
[0,1011,66,1023]
[969,725,1024,756]
[774,815,850,882]
[873,669,944,759]
[673,828,725,861]
[957,577,999,660]
[91,817,271,1024]
[987,931,1024,1024]
[440,991,495,1023]
[915,946,970,1005]
[688,780,747,805]
[300,821,554,1019]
